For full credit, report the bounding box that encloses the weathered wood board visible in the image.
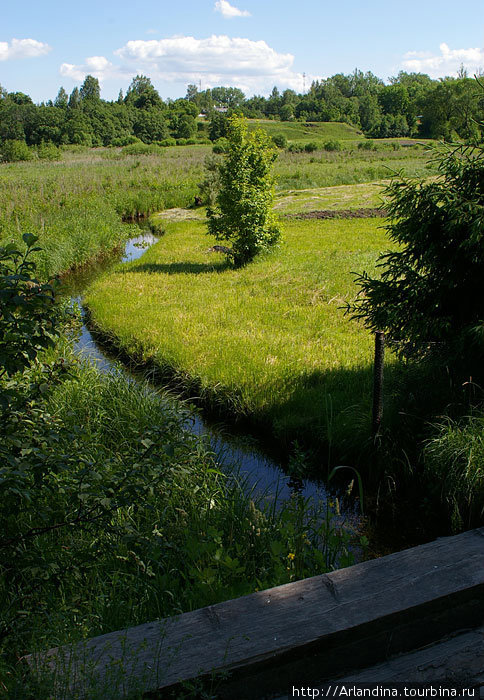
[25,528,484,699]
[337,625,484,686]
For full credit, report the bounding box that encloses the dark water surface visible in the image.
[61,232,362,525]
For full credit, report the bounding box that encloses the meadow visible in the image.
[3,115,482,696]
[0,126,437,278]
[84,212,391,463]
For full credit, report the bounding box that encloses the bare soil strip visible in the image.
[283,207,387,220]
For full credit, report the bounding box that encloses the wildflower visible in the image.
[287,552,295,561]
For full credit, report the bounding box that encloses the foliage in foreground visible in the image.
[207,115,281,267]
[424,411,484,531]
[349,141,484,376]
[0,241,357,696]
[0,234,59,379]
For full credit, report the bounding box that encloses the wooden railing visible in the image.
[26,528,484,699]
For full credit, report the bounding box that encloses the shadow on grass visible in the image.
[121,261,231,275]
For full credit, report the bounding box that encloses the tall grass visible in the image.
[276,145,437,191]
[0,137,436,278]
[423,413,484,530]
[2,343,358,696]
[0,147,206,277]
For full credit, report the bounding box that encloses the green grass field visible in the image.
[85,207,393,461]
[249,119,364,143]
[0,133,436,279]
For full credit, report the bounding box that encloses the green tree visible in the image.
[68,87,81,110]
[207,115,281,267]
[132,108,168,143]
[211,86,245,109]
[54,86,69,108]
[79,75,101,103]
[175,113,197,139]
[125,75,162,109]
[7,91,33,105]
[209,111,229,141]
[348,141,484,374]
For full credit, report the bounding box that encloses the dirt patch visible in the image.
[284,207,387,220]
[155,208,205,221]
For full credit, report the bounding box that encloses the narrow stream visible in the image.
[61,231,361,527]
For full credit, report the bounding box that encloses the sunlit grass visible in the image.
[0,135,435,278]
[85,214,394,457]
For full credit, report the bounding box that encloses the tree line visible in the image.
[1,68,483,153]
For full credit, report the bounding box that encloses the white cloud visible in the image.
[112,34,317,93]
[402,43,484,77]
[214,0,251,18]
[60,35,320,95]
[60,56,126,82]
[0,38,51,61]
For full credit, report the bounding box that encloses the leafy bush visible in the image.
[121,142,163,156]
[158,137,177,147]
[358,140,377,151]
[37,142,61,161]
[272,133,288,149]
[0,139,33,162]
[111,135,138,147]
[212,137,229,154]
[207,115,282,267]
[323,140,342,152]
[0,234,60,379]
[287,143,304,153]
[304,141,318,153]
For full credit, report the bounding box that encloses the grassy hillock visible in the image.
[249,119,363,143]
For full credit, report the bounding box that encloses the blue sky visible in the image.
[2,0,484,102]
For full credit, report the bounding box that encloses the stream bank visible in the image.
[61,231,363,530]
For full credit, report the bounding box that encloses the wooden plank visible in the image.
[26,528,484,699]
[337,625,484,686]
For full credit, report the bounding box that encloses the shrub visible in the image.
[0,139,33,162]
[272,133,288,149]
[212,137,229,154]
[158,137,177,147]
[0,234,60,378]
[323,140,342,152]
[207,115,281,267]
[304,141,318,153]
[121,142,163,156]
[37,142,61,161]
[111,135,138,147]
[358,140,377,151]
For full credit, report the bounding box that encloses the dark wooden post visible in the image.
[372,331,385,439]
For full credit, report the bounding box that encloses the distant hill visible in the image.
[248,120,362,144]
